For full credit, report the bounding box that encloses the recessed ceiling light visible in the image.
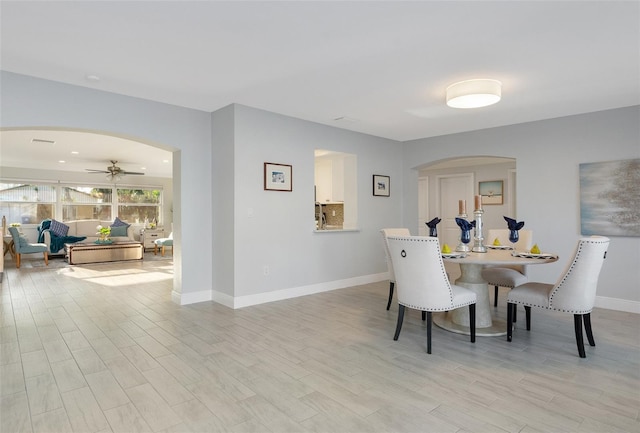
[140,167,147,170]
[446,79,502,109]
[58,160,66,163]
[162,160,169,163]
[71,151,79,155]
[31,138,55,144]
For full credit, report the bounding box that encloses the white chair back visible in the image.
[386,236,454,311]
[487,229,533,250]
[380,228,410,282]
[550,236,610,313]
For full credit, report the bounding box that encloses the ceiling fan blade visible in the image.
[86,169,110,173]
[121,171,145,175]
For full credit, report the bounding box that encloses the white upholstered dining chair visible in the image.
[482,229,533,311]
[386,236,476,354]
[380,228,410,310]
[506,236,609,358]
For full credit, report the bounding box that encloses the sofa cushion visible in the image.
[110,224,129,237]
[49,219,70,237]
[111,217,128,227]
[76,220,102,237]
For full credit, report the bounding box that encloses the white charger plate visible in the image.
[442,252,467,258]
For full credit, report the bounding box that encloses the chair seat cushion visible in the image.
[19,242,48,254]
[481,267,528,288]
[507,282,554,309]
[155,238,173,246]
[451,284,477,308]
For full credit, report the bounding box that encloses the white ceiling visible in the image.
[1,1,638,178]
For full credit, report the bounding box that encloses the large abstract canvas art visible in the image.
[580,158,640,236]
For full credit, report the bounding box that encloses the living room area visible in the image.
[1,2,639,431]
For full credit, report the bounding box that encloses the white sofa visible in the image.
[42,219,136,255]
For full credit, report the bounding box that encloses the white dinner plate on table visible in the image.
[441,252,467,258]
[486,245,513,250]
[513,252,557,259]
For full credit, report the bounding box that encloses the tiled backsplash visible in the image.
[319,203,344,226]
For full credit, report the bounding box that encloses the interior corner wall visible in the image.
[402,106,640,308]
[0,71,213,304]
[211,105,236,302]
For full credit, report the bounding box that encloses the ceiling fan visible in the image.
[86,160,144,181]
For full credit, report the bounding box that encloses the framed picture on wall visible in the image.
[479,180,503,205]
[373,175,390,197]
[264,162,292,191]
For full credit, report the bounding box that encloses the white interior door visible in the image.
[436,173,474,248]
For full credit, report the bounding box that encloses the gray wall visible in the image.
[2,71,638,312]
[230,104,403,302]
[1,71,213,302]
[403,106,640,309]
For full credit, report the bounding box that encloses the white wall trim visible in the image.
[176,280,638,314]
[176,289,212,306]
[199,273,387,309]
[595,296,640,314]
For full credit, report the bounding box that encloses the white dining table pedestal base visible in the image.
[433,262,507,337]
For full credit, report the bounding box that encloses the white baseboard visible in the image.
[595,296,640,314]
[229,273,387,309]
[177,273,387,309]
[175,278,638,315]
[174,289,212,306]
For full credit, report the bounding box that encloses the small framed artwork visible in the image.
[373,174,390,197]
[479,180,504,205]
[264,162,292,191]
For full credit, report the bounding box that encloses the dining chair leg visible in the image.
[494,286,498,307]
[426,311,432,354]
[386,282,394,310]
[574,314,586,358]
[393,305,405,341]
[421,311,426,321]
[583,313,596,347]
[513,305,517,323]
[469,304,476,344]
[524,306,531,331]
[507,302,514,342]
[44,252,49,266]
[16,253,21,269]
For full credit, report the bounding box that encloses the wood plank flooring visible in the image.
[1,255,639,432]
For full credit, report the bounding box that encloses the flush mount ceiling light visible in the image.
[446,79,502,109]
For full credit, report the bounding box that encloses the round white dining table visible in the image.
[438,248,558,336]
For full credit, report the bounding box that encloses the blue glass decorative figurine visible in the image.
[455,217,475,251]
[426,217,441,237]
[504,216,525,250]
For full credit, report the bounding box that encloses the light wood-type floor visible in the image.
[1,255,639,433]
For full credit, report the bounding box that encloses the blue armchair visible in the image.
[154,232,173,256]
[8,227,49,268]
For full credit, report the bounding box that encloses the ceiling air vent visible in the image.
[31,138,56,144]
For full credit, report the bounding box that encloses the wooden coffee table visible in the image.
[65,241,144,265]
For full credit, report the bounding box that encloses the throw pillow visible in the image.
[111,217,128,227]
[110,224,129,237]
[49,219,70,237]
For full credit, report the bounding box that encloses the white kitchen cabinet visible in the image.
[315,155,344,203]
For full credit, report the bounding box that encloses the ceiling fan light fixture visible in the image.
[446,79,502,109]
